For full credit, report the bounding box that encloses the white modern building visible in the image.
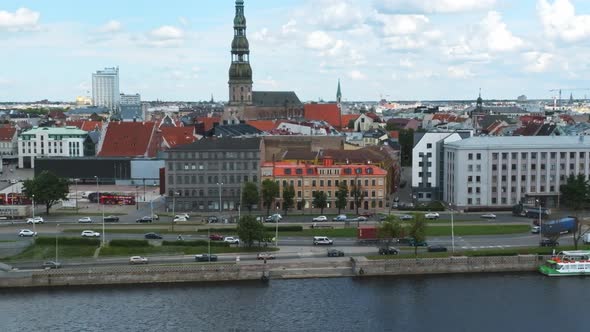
[444,136,590,209]
[412,131,471,202]
[92,67,120,113]
[18,127,90,168]
[120,93,141,106]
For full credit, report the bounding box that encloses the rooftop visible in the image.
[252,91,302,107]
[169,137,261,151]
[98,122,158,157]
[20,126,88,136]
[0,127,17,141]
[445,136,590,149]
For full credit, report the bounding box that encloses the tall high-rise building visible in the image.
[92,67,120,113]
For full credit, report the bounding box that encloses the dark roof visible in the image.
[120,105,143,121]
[282,149,320,160]
[67,106,109,115]
[88,131,101,145]
[479,115,510,129]
[170,137,261,151]
[536,124,559,136]
[363,128,387,138]
[252,91,302,107]
[208,124,261,137]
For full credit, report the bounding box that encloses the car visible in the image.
[265,214,282,222]
[78,217,92,223]
[424,212,440,220]
[81,230,100,237]
[257,252,276,260]
[540,239,559,247]
[136,216,153,223]
[18,229,37,237]
[481,213,497,219]
[129,256,148,264]
[26,217,44,224]
[144,232,163,240]
[209,233,224,241]
[42,261,61,269]
[359,212,374,218]
[173,216,187,222]
[356,216,368,222]
[153,214,160,220]
[207,216,219,223]
[399,214,413,221]
[175,213,190,219]
[9,179,17,184]
[427,245,448,252]
[378,247,400,255]
[195,254,218,262]
[333,214,347,221]
[409,239,428,247]
[327,249,344,257]
[313,236,333,245]
[223,236,240,244]
[312,215,328,222]
[531,226,540,234]
[103,215,120,222]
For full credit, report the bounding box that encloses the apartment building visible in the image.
[18,126,91,168]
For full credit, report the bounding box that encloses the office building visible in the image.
[18,126,92,168]
[92,67,120,113]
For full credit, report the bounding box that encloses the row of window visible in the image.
[169,151,258,160]
[492,151,586,160]
[169,161,258,172]
[277,178,384,188]
[492,163,584,172]
[168,174,258,185]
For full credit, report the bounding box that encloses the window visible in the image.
[427,143,432,148]
[492,153,498,160]
[469,153,473,160]
[476,176,481,182]
[284,169,292,175]
[468,165,473,172]
[320,180,324,187]
[312,180,316,187]
[296,168,303,175]
[468,176,473,182]
[477,153,481,160]
[468,187,473,194]
[492,165,497,171]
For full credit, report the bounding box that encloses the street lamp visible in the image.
[55,223,59,264]
[135,186,139,210]
[536,199,542,243]
[31,194,36,241]
[216,182,224,213]
[95,176,105,247]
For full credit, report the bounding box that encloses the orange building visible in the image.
[260,158,388,212]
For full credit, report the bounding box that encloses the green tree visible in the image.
[236,215,265,248]
[22,171,69,215]
[408,215,427,257]
[241,182,260,213]
[378,216,404,248]
[261,179,280,217]
[335,182,348,214]
[350,184,365,215]
[348,119,355,130]
[282,185,295,216]
[398,128,415,167]
[560,174,590,249]
[312,191,328,214]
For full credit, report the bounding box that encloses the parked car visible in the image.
[144,233,163,240]
[81,230,100,237]
[129,256,148,264]
[356,216,368,222]
[175,213,190,220]
[78,217,92,223]
[9,179,17,184]
[153,214,159,220]
[313,236,333,245]
[378,247,400,255]
[327,249,344,257]
[18,229,37,237]
[26,217,44,224]
[399,214,413,221]
[333,214,348,221]
[531,226,540,234]
[103,215,120,222]
[265,214,282,222]
[359,211,375,218]
[540,239,559,247]
[424,212,440,220]
[173,216,187,222]
[207,216,219,223]
[209,233,224,241]
[136,216,153,223]
[257,252,276,260]
[195,254,218,262]
[481,213,497,219]
[312,215,328,222]
[223,236,240,244]
[42,261,61,269]
[427,245,448,252]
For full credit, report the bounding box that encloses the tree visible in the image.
[560,174,590,249]
[350,184,365,215]
[398,128,415,167]
[347,119,355,130]
[378,216,404,248]
[22,171,69,215]
[282,185,295,216]
[312,191,328,214]
[261,179,280,217]
[241,182,259,213]
[408,215,427,257]
[335,182,348,214]
[236,215,265,248]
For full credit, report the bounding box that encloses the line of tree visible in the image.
[560,174,590,249]
[378,214,427,257]
[22,171,69,214]
[261,179,279,217]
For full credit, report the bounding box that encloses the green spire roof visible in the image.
[336,79,342,101]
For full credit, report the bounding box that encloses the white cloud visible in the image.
[537,0,590,42]
[373,13,429,36]
[478,11,523,52]
[258,76,279,89]
[306,30,336,50]
[448,66,474,78]
[399,58,414,68]
[522,52,554,72]
[145,25,185,47]
[348,70,367,80]
[282,19,297,35]
[97,20,122,34]
[0,8,40,31]
[309,0,365,30]
[406,70,438,80]
[253,28,270,41]
[375,0,496,14]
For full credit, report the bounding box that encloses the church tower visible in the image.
[228,0,253,105]
[336,79,342,104]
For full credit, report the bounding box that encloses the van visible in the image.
[313,236,333,246]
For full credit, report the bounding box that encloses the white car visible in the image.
[26,217,44,224]
[9,179,18,184]
[78,217,93,223]
[424,212,440,220]
[81,230,100,237]
[173,216,188,222]
[481,213,497,219]
[223,236,240,245]
[312,216,327,222]
[399,214,413,221]
[19,229,37,237]
[129,256,148,264]
[175,213,190,220]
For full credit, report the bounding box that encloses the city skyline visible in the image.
[0,0,589,102]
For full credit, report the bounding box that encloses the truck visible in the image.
[512,204,550,219]
[583,233,590,244]
[0,205,31,219]
[357,226,382,245]
[540,217,576,236]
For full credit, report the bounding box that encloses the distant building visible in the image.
[120,93,141,106]
[92,67,120,113]
[0,127,18,160]
[98,122,161,158]
[18,126,92,168]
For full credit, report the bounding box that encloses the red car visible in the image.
[209,234,224,241]
[359,212,374,218]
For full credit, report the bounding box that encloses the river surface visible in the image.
[1,273,588,332]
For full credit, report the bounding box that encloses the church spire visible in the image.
[476,88,483,111]
[228,0,252,105]
[336,79,342,104]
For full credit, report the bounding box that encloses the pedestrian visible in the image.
[264,258,267,264]
[236,255,240,263]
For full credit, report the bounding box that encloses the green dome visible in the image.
[229,62,252,81]
[231,36,249,52]
[234,15,246,26]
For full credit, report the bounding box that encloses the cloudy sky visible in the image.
[0,0,589,102]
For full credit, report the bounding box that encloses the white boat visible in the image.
[539,250,590,276]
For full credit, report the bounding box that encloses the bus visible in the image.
[99,194,136,205]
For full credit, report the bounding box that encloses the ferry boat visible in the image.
[539,251,590,276]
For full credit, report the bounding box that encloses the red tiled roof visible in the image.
[65,121,84,129]
[262,161,387,176]
[519,115,544,124]
[304,103,342,129]
[247,120,279,132]
[48,110,66,119]
[81,121,103,132]
[513,122,542,136]
[341,114,360,127]
[365,112,381,122]
[161,127,197,148]
[389,131,399,139]
[98,122,158,157]
[0,127,16,141]
[195,116,221,132]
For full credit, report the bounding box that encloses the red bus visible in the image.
[0,193,32,205]
[99,194,135,205]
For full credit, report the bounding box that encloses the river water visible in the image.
[1,273,588,332]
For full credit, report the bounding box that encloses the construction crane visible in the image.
[549,88,590,106]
